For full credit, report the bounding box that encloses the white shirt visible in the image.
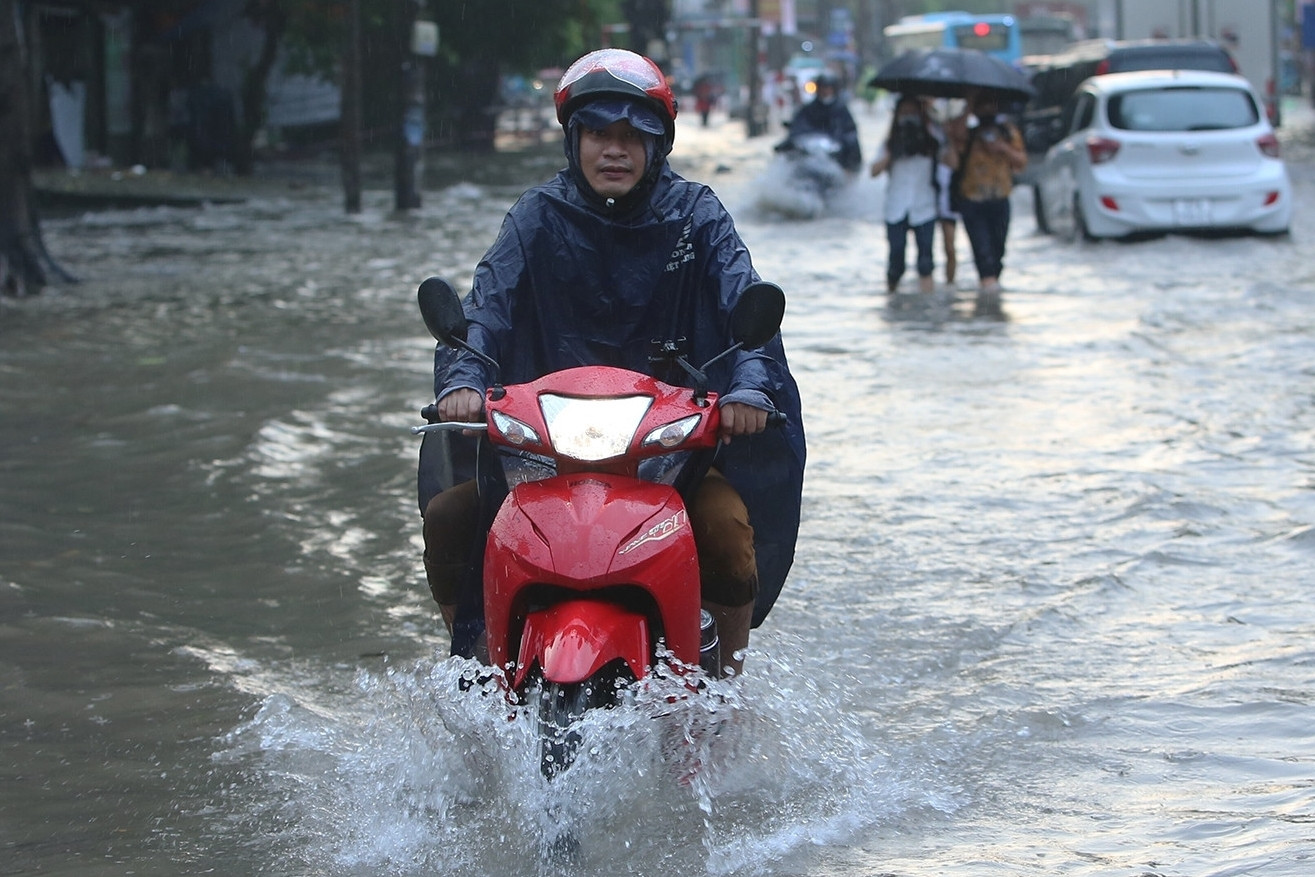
[877,146,937,226]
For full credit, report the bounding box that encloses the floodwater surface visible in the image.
[3,99,1314,876]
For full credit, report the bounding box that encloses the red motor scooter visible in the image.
[413,277,785,777]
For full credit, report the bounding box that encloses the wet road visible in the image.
[2,98,1314,876]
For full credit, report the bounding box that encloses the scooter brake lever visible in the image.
[411,422,489,435]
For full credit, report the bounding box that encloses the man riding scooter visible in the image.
[777,71,863,173]
[418,48,806,677]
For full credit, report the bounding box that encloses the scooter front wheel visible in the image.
[538,680,593,778]
[536,670,629,779]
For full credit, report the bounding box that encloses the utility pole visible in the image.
[746,0,766,137]
[395,0,436,212]
[341,0,362,214]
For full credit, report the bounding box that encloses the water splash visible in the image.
[210,636,951,876]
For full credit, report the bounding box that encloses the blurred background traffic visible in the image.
[13,1,1312,193]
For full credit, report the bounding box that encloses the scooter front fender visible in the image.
[513,600,649,689]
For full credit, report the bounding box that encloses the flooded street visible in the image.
[3,99,1315,876]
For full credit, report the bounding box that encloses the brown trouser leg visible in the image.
[689,469,759,677]
[941,219,958,284]
[422,479,480,633]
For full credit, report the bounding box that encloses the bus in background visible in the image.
[882,12,1023,65]
[1019,15,1078,58]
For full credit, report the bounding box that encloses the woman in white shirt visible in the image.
[869,95,940,293]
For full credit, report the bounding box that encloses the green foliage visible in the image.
[428,0,616,74]
[279,1,349,76]
[273,0,621,80]
[246,0,625,152]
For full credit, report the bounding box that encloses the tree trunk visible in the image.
[340,0,362,214]
[394,0,422,209]
[0,0,52,296]
[234,0,288,176]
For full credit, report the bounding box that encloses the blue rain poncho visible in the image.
[420,160,805,628]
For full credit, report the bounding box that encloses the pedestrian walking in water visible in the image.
[943,90,1027,303]
[870,94,939,294]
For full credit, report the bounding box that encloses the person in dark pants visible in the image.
[870,94,939,293]
[944,91,1027,302]
[960,199,1012,285]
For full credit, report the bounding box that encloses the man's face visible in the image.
[578,120,648,199]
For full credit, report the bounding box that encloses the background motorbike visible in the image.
[761,130,851,218]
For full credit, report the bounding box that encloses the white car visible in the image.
[1034,70,1292,239]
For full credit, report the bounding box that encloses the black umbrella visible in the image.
[868,48,1036,103]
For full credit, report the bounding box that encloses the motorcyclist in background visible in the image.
[777,71,863,173]
[417,48,806,678]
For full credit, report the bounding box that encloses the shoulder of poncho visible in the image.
[501,174,583,233]
[510,173,573,212]
[652,171,724,218]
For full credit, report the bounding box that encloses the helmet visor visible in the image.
[570,99,664,136]
[558,48,665,96]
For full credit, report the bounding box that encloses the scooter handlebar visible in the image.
[414,404,781,436]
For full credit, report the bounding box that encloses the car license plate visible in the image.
[1174,198,1211,226]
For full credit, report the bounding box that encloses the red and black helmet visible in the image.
[554,48,677,133]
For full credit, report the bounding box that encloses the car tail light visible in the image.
[1100,195,1119,212]
[1085,135,1121,164]
[1095,59,1109,75]
[1263,191,1280,206]
[1257,133,1280,158]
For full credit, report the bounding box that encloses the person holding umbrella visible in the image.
[869,94,940,294]
[867,49,1034,304]
[942,89,1027,301]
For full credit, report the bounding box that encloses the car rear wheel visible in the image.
[1033,184,1051,235]
[1074,195,1098,242]
[1052,190,1077,243]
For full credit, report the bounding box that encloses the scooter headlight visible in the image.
[491,410,541,447]
[642,414,702,449]
[540,394,652,461]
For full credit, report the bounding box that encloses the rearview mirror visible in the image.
[730,282,785,350]
[417,277,467,347]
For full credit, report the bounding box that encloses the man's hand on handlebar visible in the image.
[718,401,769,445]
[438,388,485,424]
